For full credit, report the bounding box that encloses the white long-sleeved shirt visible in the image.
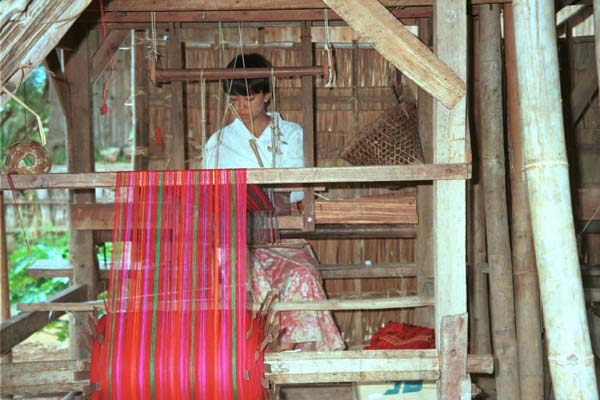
[203,113,304,202]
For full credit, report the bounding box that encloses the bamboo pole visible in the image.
[478,5,520,399]
[512,1,598,398]
[503,5,544,399]
[470,14,491,359]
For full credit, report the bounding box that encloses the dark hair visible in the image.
[223,53,272,96]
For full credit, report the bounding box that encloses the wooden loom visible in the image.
[0,0,496,398]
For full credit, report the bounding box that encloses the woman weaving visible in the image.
[203,53,344,352]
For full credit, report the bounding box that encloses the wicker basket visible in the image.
[340,102,424,166]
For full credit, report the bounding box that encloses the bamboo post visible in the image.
[415,16,434,329]
[64,28,98,360]
[478,6,520,399]
[0,192,12,364]
[512,1,599,398]
[432,0,469,397]
[470,14,491,359]
[504,4,544,399]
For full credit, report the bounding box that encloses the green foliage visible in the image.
[8,233,69,340]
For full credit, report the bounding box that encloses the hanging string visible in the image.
[323,9,334,88]
[99,0,117,116]
[0,86,46,146]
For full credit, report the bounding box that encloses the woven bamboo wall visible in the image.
[145,24,418,345]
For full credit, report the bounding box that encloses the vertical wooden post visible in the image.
[478,5,520,399]
[432,1,469,398]
[470,15,492,358]
[0,192,11,364]
[167,22,186,170]
[134,30,150,171]
[512,1,599,398]
[415,17,434,329]
[504,5,544,399]
[301,21,315,232]
[64,28,98,359]
[594,0,600,99]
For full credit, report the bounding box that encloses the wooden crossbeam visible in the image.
[91,30,130,83]
[0,360,88,397]
[69,195,417,231]
[264,350,494,384]
[0,285,86,355]
[0,164,470,191]
[18,296,434,313]
[100,0,510,11]
[322,0,465,109]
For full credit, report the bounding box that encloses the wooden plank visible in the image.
[432,0,467,344]
[579,187,600,220]
[264,350,493,384]
[19,295,434,313]
[1,360,87,394]
[265,349,440,384]
[0,192,10,363]
[314,195,417,224]
[102,0,510,11]
[569,59,598,127]
[0,164,470,190]
[91,30,129,83]
[321,0,465,109]
[167,23,186,169]
[439,313,469,399]
[318,262,416,279]
[0,285,86,355]
[302,21,316,232]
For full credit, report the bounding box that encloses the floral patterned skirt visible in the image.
[251,243,345,351]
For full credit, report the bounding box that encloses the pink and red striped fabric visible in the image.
[91,170,267,399]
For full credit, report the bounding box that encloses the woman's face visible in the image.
[230,92,272,125]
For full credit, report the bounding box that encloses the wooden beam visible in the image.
[64,27,98,360]
[438,313,469,399]
[321,0,465,109]
[0,285,86,355]
[569,58,598,127]
[82,8,432,23]
[0,164,470,190]
[101,0,510,11]
[0,192,10,363]
[0,360,88,397]
[166,23,186,169]
[414,16,434,329]
[91,30,129,83]
[318,262,416,279]
[155,66,326,82]
[264,350,493,384]
[301,21,316,232]
[19,295,434,313]
[432,0,467,342]
[44,50,72,119]
[0,0,93,97]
